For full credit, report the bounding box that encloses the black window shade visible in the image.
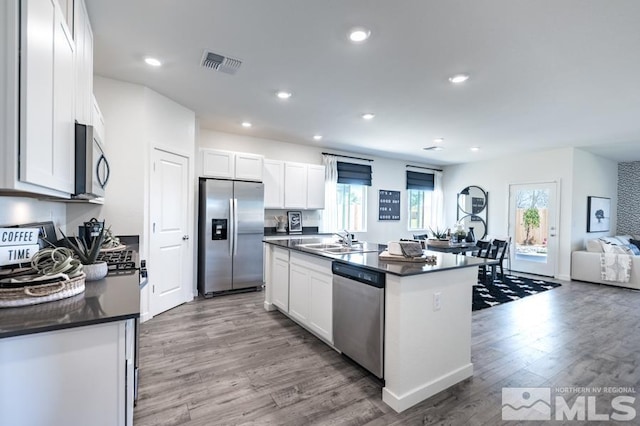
[337,162,372,186]
[406,171,434,191]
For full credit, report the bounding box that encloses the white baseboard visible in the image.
[263,301,276,311]
[140,312,153,323]
[556,273,571,281]
[382,363,474,413]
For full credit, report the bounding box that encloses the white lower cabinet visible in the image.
[0,320,135,426]
[272,247,290,311]
[287,251,333,343]
[308,269,333,342]
[288,260,311,323]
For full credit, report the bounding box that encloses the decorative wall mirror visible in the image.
[457,185,488,239]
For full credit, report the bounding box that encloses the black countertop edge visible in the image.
[0,313,140,340]
[264,238,493,277]
[0,272,141,340]
[264,226,325,236]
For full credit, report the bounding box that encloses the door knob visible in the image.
[182,235,189,240]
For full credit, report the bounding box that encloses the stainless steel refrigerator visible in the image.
[197,178,264,296]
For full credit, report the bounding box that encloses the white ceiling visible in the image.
[85,0,640,165]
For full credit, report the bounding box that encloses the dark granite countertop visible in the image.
[0,271,140,339]
[264,238,495,277]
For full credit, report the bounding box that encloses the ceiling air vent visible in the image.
[423,146,444,151]
[200,50,242,75]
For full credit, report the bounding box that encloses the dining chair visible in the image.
[474,240,493,282]
[489,238,510,279]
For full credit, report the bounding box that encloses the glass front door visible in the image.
[508,182,558,276]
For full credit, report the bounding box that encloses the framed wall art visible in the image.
[378,190,400,220]
[287,211,302,234]
[587,196,610,233]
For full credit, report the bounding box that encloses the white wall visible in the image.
[571,149,618,249]
[0,197,66,233]
[67,77,147,241]
[198,129,441,244]
[442,147,618,280]
[69,76,196,319]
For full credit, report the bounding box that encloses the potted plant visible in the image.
[428,227,448,240]
[61,227,108,281]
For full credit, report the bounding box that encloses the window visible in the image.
[408,189,433,230]
[406,170,435,231]
[336,183,367,231]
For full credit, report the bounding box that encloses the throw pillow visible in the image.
[586,239,604,252]
[630,238,640,252]
[616,235,633,245]
[600,236,622,245]
[628,243,640,256]
[603,243,629,255]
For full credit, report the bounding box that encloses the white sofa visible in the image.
[571,235,640,290]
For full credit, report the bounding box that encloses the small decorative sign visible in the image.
[379,190,401,221]
[0,245,40,266]
[0,227,40,266]
[0,228,39,247]
[287,211,302,234]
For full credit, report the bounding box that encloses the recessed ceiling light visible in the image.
[361,113,375,120]
[144,57,162,67]
[433,138,444,143]
[349,27,371,43]
[276,91,292,99]
[470,146,480,152]
[313,135,323,141]
[241,121,252,128]
[449,74,469,84]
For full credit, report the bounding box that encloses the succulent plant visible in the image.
[428,227,448,240]
[60,226,106,265]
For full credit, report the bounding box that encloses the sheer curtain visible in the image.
[430,171,444,230]
[322,154,338,232]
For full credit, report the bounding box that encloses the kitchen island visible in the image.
[0,272,140,426]
[263,238,492,413]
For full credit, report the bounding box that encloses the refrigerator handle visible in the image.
[229,198,234,256]
[233,198,239,256]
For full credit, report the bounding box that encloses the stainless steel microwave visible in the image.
[74,123,109,199]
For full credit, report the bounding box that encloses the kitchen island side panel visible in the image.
[383,267,475,413]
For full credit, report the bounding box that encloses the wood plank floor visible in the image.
[134,278,640,425]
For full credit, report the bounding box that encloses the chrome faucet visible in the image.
[334,230,353,247]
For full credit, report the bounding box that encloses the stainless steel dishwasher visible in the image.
[332,261,385,379]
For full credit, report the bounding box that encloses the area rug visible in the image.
[473,274,562,311]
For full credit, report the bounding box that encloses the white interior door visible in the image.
[508,182,559,277]
[150,149,190,316]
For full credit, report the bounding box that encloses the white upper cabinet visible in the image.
[281,162,325,210]
[19,0,75,194]
[235,152,263,181]
[284,162,308,208]
[1,0,93,197]
[202,149,234,178]
[306,164,325,209]
[92,95,106,144]
[201,149,263,181]
[263,161,325,210]
[263,159,285,208]
[74,0,93,124]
